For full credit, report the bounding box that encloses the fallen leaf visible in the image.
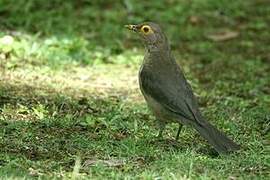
[28,167,42,176]
[189,15,201,25]
[83,159,125,168]
[206,30,239,42]
[228,176,237,180]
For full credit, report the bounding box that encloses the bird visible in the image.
[125,22,240,154]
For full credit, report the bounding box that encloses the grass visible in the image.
[0,0,270,179]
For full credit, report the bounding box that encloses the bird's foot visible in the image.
[175,124,183,141]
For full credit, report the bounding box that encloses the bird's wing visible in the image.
[140,65,204,125]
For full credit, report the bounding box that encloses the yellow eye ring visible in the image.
[141,25,153,34]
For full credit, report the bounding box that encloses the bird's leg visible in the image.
[157,127,164,139]
[175,124,183,141]
[156,120,166,139]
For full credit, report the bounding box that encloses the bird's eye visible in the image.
[141,25,152,34]
[143,27,149,33]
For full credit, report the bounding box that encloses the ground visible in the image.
[0,0,269,179]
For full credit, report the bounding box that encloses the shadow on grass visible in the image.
[0,83,100,161]
[0,82,220,172]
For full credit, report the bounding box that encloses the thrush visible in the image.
[125,22,240,154]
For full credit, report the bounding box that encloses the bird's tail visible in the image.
[194,120,240,154]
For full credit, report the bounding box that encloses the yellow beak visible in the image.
[125,24,138,32]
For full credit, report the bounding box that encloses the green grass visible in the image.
[0,0,270,179]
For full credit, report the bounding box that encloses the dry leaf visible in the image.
[28,168,42,176]
[229,176,237,180]
[189,15,201,25]
[83,159,125,168]
[206,30,239,42]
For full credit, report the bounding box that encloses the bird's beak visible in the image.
[125,24,138,32]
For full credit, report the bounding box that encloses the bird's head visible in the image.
[125,22,169,51]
